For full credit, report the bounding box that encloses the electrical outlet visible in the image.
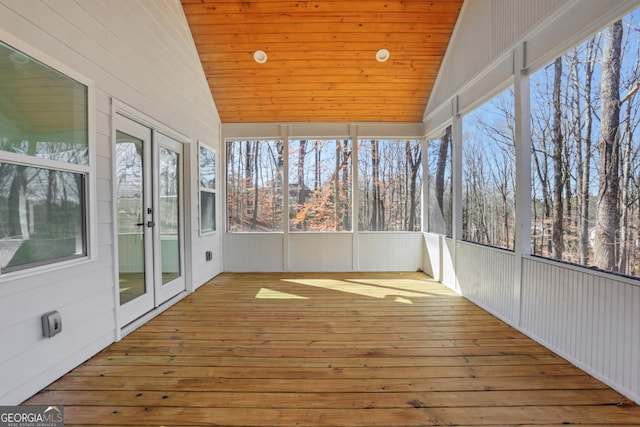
[42,311,62,338]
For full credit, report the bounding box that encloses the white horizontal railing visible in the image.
[223,232,423,272]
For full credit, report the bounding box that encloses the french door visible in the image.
[115,114,185,326]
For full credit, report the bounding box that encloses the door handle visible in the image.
[136,222,144,227]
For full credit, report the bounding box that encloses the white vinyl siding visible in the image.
[0,0,220,404]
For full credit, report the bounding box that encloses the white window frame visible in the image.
[0,30,97,281]
[198,141,217,236]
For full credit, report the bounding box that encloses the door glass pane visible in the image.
[116,131,146,305]
[159,147,180,284]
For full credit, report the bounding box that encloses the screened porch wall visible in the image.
[423,0,640,405]
[222,122,425,273]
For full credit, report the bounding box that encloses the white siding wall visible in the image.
[357,233,422,272]
[422,233,441,280]
[455,242,515,324]
[521,258,640,402]
[290,234,353,272]
[224,234,285,272]
[441,238,457,292]
[436,244,640,403]
[0,0,221,404]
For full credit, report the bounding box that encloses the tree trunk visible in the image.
[244,140,253,183]
[296,140,307,230]
[276,141,285,229]
[618,100,632,273]
[251,141,259,230]
[406,141,421,231]
[334,140,341,230]
[552,57,565,260]
[297,140,307,205]
[580,37,596,265]
[595,20,622,271]
[435,126,450,216]
[7,166,29,239]
[229,146,238,225]
[314,140,320,190]
[571,49,584,262]
[532,129,551,255]
[341,140,351,230]
[370,140,384,230]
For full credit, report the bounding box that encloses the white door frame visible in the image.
[113,112,187,328]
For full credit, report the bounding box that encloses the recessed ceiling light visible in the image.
[376,48,390,63]
[253,50,268,64]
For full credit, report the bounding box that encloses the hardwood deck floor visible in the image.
[26,272,640,426]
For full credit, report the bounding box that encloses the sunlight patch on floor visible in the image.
[281,278,436,303]
[255,288,309,299]
[346,279,453,296]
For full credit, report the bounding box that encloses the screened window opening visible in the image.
[226,139,283,232]
[462,88,516,250]
[199,143,216,234]
[288,139,352,232]
[358,139,422,231]
[427,126,453,237]
[0,41,89,273]
[530,7,640,277]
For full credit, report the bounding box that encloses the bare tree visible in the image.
[552,57,565,260]
[595,20,623,271]
[579,38,597,264]
[251,140,259,230]
[406,141,421,231]
[341,140,352,230]
[370,140,384,230]
[435,127,451,225]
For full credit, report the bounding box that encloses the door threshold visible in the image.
[118,290,189,340]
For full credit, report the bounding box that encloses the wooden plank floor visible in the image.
[26,272,640,426]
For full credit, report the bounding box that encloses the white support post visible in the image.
[421,136,429,233]
[451,97,463,242]
[451,97,463,290]
[513,43,532,326]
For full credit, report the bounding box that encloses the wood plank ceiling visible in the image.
[180,0,463,123]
